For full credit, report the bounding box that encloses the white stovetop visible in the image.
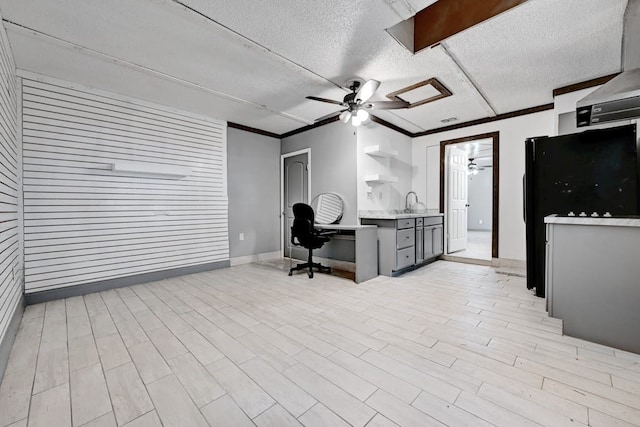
[544,214,640,228]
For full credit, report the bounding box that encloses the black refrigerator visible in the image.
[524,124,640,298]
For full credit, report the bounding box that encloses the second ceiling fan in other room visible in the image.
[306,79,409,126]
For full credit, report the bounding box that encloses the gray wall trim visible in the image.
[24,261,230,305]
[0,296,25,382]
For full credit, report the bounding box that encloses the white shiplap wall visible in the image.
[22,78,229,293]
[0,22,20,345]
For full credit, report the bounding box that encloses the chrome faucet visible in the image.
[405,191,418,213]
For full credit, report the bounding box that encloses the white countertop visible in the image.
[544,214,640,228]
[359,210,444,220]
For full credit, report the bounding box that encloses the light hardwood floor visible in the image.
[1,260,639,427]
[452,231,492,261]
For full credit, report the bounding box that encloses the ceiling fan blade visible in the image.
[314,109,347,122]
[306,96,345,106]
[356,79,380,103]
[363,100,409,110]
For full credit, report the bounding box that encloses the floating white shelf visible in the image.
[111,160,191,178]
[364,174,398,184]
[364,145,398,158]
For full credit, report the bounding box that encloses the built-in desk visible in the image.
[312,224,378,283]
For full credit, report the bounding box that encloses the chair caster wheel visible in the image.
[288,272,292,276]
[308,272,314,278]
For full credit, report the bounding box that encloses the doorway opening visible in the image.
[440,132,499,262]
[280,149,311,258]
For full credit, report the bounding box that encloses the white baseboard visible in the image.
[441,255,492,266]
[491,258,526,268]
[440,256,526,269]
[230,251,282,266]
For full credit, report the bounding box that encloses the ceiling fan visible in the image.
[468,158,492,174]
[306,79,409,126]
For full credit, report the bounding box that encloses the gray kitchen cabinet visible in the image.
[361,215,443,277]
[423,226,434,260]
[360,218,415,276]
[415,218,425,263]
[432,224,443,256]
[545,216,640,354]
[431,224,444,257]
[422,217,443,262]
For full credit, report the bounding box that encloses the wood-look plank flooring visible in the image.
[1,260,639,427]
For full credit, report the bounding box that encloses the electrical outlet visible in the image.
[479,219,483,225]
[239,233,245,241]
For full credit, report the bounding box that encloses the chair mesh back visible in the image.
[291,203,315,246]
[315,195,342,224]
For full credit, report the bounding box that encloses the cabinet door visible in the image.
[396,246,416,270]
[396,228,415,249]
[424,227,434,260]
[416,226,424,263]
[432,225,444,256]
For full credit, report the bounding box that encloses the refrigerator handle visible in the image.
[523,174,527,224]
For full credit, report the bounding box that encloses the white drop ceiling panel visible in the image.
[396,84,441,104]
[1,0,348,126]
[445,0,626,114]
[7,27,303,134]
[367,110,424,135]
[0,0,630,135]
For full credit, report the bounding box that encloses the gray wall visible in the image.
[467,168,492,231]
[228,128,281,257]
[281,122,358,224]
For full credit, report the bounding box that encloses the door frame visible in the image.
[440,132,499,259]
[280,148,311,256]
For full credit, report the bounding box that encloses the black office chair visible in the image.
[288,203,332,278]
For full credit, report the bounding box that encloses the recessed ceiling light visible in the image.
[441,117,458,123]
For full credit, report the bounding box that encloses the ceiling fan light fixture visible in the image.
[339,110,351,123]
[356,109,369,122]
[468,160,479,175]
[308,78,407,125]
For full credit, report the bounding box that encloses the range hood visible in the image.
[577,0,640,127]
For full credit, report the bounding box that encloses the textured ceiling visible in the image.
[0,0,628,135]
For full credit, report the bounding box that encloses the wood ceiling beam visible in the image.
[414,0,528,52]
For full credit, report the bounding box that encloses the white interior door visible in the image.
[447,146,468,254]
[283,153,309,258]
